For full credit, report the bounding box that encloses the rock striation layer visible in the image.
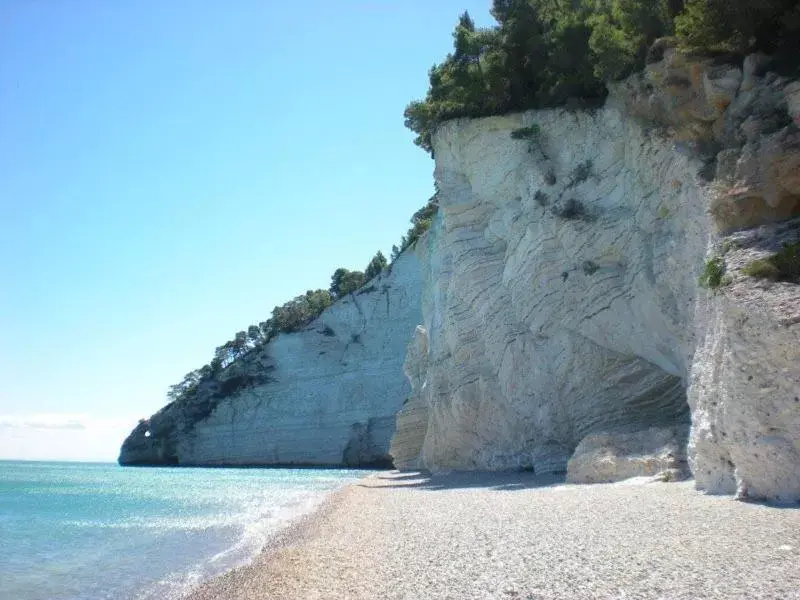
[407,104,702,477]
[119,252,422,467]
[393,46,800,501]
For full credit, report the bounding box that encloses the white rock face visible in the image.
[410,105,707,475]
[119,252,422,467]
[393,57,800,500]
[688,221,800,503]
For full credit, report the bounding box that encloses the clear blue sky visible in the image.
[0,1,495,460]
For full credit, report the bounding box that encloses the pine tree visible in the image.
[364,251,388,281]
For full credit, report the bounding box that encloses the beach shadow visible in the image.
[376,471,427,481]
[359,470,567,492]
[731,496,800,510]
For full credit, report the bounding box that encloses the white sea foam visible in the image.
[136,488,335,600]
[0,461,367,600]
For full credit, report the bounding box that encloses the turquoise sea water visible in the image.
[0,461,367,600]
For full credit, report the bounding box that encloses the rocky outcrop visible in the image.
[119,252,422,467]
[392,47,800,500]
[689,219,800,503]
[618,43,800,233]
[567,426,688,484]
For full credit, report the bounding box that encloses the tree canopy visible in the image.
[330,268,366,297]
[271,289,333,333]
[364,251,388,281]
[405,0,799,153]
[675,0,800,59]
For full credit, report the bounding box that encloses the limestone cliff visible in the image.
[120,45,800,502]
[392,46,800,502]
[119,252,421,467]
[689,219,800,503]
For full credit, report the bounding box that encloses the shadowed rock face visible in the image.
[389,326,430,470]
[119,252,422,467]
[393,49,800,501]
[616,45,800,233]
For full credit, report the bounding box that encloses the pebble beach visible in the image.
[186,471,800,600]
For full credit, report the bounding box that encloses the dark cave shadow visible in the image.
[727,217,800,252]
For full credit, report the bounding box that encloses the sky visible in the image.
[0,1,496,461]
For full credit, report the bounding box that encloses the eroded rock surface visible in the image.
[689,219,800,503]
[617,43,800,232]
[393,49,800,499]
[406,104,704,476]
[567,426,688,484]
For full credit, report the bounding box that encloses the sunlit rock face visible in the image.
[688,219,800,503]
[393,48,800,501]
[407,105,703,477]
[119,251,422,467]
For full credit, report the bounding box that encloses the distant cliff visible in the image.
[119,252,421,467]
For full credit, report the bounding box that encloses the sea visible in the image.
[0,460,368,600]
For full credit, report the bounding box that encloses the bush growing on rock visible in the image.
[742,243,800,283]
[511,125,541,141]
[392,197,439,260]
[568,160,594,187]
[742,258,781,280]
[699,256,727,289]
[271,289,334,333]
[511,125,549,159]
[214,374,270,400]
[553,198,589,220]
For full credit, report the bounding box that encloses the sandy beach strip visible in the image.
[187,471,800,600]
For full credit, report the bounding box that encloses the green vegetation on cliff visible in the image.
[405,0,799,153]
[742,243,800,283]
[675,0,800,58]
[392,197,438,260]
